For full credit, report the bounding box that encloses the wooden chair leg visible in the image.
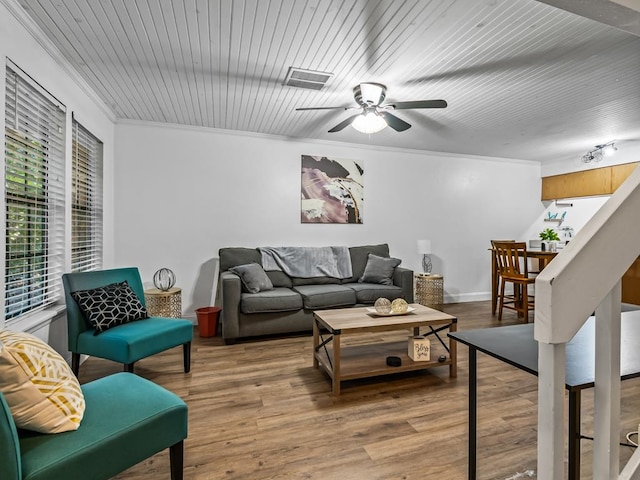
[522,284,528,323]
[170,440,184,480]
[514,284,523,318]
[183,342,191,373]
[72,353,81,377]
[124,362,135,373]
[498,280,506,322]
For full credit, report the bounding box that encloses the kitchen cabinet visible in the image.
[541,162,639,200]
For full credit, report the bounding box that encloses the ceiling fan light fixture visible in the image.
[357,83,386,105]
[352,112,387,134]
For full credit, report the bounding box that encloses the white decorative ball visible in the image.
[374,297,392,314]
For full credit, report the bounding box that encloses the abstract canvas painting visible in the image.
[301,155,364,224]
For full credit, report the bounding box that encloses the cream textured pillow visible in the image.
[0,330,85,433]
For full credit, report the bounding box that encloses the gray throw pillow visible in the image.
[230,263,274,293]
[359,254,401,285]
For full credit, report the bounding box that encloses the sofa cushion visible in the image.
[230,263,273,294]
[359,254,401,285]
[291,276,341,286]
[343,244,390,284]
[240,288,303,314]
[292,285,356,309]
[219,247,261,271]
[265,270,293,288]
[346,283,405,304]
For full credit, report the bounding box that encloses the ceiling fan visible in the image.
[295,83,447,133]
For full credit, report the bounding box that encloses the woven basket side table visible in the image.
[144,287,182,318]
[415,274,444,310]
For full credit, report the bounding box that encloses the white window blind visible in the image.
[71,118,103,272]
[4,65,66,322]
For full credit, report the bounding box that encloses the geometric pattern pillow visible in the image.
[0,330,85,433]
[71,280,148,335]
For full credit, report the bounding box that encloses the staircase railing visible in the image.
[534,164,640,479]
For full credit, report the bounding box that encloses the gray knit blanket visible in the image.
[259,246,353,279]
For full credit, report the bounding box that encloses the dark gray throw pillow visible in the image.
[71,281,148,335]
[359,254,401,285]
[230,263,274,293]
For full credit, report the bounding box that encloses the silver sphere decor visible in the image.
[153,268,176,291]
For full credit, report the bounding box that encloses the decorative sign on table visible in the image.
[300,155,364,224]
[408,335,431,361]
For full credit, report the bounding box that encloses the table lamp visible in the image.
[417,239,432,274]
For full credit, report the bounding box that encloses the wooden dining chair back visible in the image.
[492,241,536,322]
[490,240,514,312]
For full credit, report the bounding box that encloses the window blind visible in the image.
[71,118,103,272]
[4,65,66,321]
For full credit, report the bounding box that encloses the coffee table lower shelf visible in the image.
[314,340,452,387]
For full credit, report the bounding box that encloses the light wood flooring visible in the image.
[78,301,640,480]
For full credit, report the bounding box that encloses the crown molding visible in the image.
[1,0,116,122]
[116,118,539,166]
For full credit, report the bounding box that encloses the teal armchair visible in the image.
[62,267,193,376]
[0,372,187,480]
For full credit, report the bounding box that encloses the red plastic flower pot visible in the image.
[195,306,221,337]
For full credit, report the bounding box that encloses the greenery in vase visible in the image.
[539,227,560,241]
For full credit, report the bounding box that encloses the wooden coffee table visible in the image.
[313,304,457,395]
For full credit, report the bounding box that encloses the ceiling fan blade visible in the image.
[296,106,355,111]
[380,112,411,132]
[328,114,361,133]
[386,100,448,110]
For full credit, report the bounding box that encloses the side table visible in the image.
[415,274,444,310]
[144,287,182,318]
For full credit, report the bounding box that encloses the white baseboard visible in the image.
[444,292,491,304]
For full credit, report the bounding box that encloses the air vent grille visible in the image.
[284,67,333,90]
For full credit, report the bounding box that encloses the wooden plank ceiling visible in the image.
[13,0,640,163]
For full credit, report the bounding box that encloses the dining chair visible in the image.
[492,241,536,322]
[490,240,514,310]
[527,239,543,275]
[1,372,187,480]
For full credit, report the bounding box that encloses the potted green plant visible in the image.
[539,227,560,251]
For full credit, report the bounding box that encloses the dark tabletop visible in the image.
[449,310,640,390]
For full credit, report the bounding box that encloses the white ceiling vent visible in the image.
[284,67,333,90]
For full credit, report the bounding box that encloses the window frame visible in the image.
[4,63,66,324]
[71,116,103,273]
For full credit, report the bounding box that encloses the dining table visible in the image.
[490,246,558,315]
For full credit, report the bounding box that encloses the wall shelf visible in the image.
[544,218,563,223]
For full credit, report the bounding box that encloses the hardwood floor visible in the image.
[78,301,640,480]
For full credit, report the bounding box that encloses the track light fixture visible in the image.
[582,141,617,163]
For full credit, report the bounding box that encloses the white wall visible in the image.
[520,196,609,245]
[542,139,640,177]
[1,1,116,355]
[115,121,543,316]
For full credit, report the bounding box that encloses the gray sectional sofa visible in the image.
[219,243,414,343]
